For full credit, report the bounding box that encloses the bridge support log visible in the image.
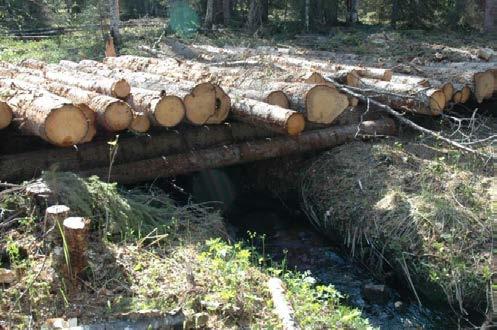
[80,118,396,184]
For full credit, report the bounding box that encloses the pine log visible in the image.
[418,63,497,103]
[452,84,472,104]
[2,70,132,133]
[62,217,90,281]
[0,123,277,182]
[129,111,151,133]
[231,97,305,135]
[302,72,359,107]
[228,82,349,124]
[59,60,225,125]
[126,88,185,127]
[20,60,131,99]
[45,205,70,243]
[79,118,396,184]
[0,99,13,130]
[267,278,299,330]
[390,75,453,105]
[0,80,88,146]
[351,78,446,115]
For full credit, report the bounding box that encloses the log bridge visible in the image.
[0,54,494,184]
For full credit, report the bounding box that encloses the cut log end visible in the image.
[442,83,454,102]
[474,71,494,103]
[62,216,90,281]
[112,79,131,99]
[306,85,350,124]
[46,105,88,147]
[0,101,13,129]
[346,71,360,87]
[266,91,290,109]
[104,101,133,132]
[130,112,151,133]
[155,95,185,127]
[304,72,328,84]
[184,82,216,125]
[76,104,96,143]
[286,113,305,136]
[428,90,446,115]
[206,85,231,124]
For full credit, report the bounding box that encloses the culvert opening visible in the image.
[154,160,481,329]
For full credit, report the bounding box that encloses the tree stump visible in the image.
[44,205,70,244]
[62,217,91,282]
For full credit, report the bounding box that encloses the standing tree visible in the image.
[346,0,359,25]
[109,0,121,50]
[247,0,265,31]
[484,0,497,32]
[204,0,215,29]
[222,0,231,25]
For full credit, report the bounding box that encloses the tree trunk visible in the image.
[62,217,90,282]
[346,0,359,25]
[222,0,231,25]
[484,0,497,32]
[0,123,278,182]
[109,0,121,49]
[204,0,215,29]
[20,60,131,99]
[79,119,396,184]
[0,79,88,146]
[247,0,263,31]
[391,0,399,28]
[4,68,132,134]
[305,0,310,31]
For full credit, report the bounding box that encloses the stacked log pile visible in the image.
[0,51,495,182]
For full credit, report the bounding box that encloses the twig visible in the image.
[328,79,497,160]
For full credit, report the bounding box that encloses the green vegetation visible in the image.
[0,172,372,329]
[301,140,494,312]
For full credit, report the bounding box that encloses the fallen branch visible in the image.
[327,79,497,160]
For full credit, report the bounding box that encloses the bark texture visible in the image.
[62,217,90,282]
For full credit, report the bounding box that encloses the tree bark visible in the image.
[0,123,277,182]
[20,60,131,99]
[0,79,88,147]
[222,0,231,25]
[346,0,359,25]
[45,205,70,244]
[231,97,305,135]
[79,119,397,184]
[247,0,263,31]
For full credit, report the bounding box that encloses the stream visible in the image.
[167,168,480,329]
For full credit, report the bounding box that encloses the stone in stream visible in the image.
[394,300,406,313]
[362,283,390,305]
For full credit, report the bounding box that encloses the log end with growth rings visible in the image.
[154,95,185,127]
[474,71,495,103]
[104,101,133,132]
[427,89,446,115]
[46,104,89,146]
[286,113,306,136]
[0,101,13,130]
[266,91,290,109]
[184,82,216,125]
[306,85,350,124]
[130,111,151,133]
[76,104,97,143]
[206,85,231,124]
[111,79,132,99]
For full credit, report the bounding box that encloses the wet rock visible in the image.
[0,268,16,284]
[394,300,406,313]
[362,284,390,305]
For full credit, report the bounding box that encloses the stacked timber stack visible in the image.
[0,51,494,182]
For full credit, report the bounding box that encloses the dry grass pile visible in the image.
[301,140,494,313]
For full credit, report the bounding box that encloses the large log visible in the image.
[391,75,453,105]
[351,78,446,115]
[20,59,131,99]
[0,79,88,146]
[228,82,349,124]
[59,60,226,125]
[0,123,278,182]
[3,70,132,134]
[79,119,397,184]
